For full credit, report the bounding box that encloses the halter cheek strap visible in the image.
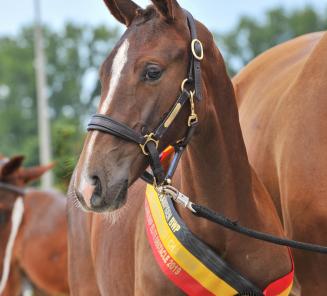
[87,10,203,186]
[186,9,203,101]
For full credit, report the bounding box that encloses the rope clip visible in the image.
[156,185,195,212]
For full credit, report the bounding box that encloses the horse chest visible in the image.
[134,229,186,296]
[89,209,184,295]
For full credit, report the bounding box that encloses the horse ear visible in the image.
[103,0,141,26]
[151,0,181,20]
[1,156,25,177]
[20,163,54,184]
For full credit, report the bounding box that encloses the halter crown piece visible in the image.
[87,10,203,186]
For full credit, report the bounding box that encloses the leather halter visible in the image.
[0,159,9,165]
[87,10,203,186]
[0,182,25,196]
[0,158,25,196]
[0,181,25,225]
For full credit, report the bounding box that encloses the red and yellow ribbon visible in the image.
[145,184,294,296]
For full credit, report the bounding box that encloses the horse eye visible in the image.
[144,65,162,81]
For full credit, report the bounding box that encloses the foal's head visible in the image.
[74,0,213,212]
[0,155,52,211]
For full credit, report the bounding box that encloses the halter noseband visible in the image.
[0,159,25,196]
[0,182,25,196]
[87,10,203,185]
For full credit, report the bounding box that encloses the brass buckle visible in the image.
[188,91,198,126]
[191,39,204,61]
[140,133,159,156]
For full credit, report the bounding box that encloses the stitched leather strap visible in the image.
[154,90,190,139]
[141,171,155,184]
[185,10,202,101]
[146,142,165,184]
[165,146,184,180]
[88,114,146,144]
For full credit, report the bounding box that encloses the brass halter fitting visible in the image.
[191,39,204,61]
[140,133,159,156]
[188,91,198,126]
[181,78,191,92]
[180,80,198,127]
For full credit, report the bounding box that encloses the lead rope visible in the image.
[155,185,327,254]
[0,198,24,294]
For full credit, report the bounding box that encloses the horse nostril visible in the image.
[90,194,103,208]
[90,176,104,208]
[92,176,102,193]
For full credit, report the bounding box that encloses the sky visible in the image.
[1,0,325,36]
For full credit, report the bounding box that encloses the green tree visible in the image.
[216,6,327,76]
[0,23,119,190]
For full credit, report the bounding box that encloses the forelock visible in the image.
[135,6,158,25]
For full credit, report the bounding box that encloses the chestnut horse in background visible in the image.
[68,0,293,295]
[234,32,327,295]
[0,155,69,295]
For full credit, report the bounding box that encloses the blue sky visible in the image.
[1,0,325,36]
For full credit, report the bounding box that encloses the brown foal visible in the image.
[69,0,292,295]
[234,32,327,295]
[0,155,69,295]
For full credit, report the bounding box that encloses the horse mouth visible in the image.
[76,179,129,213]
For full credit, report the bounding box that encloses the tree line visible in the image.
[0,6,325,190]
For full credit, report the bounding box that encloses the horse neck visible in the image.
[178,43,254,220]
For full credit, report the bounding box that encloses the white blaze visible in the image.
[0,197,24,294]
[77,39,130,198]
[100,39,130,114]
[79,131,98,195]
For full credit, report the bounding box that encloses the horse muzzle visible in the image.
[75,176,129,213]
